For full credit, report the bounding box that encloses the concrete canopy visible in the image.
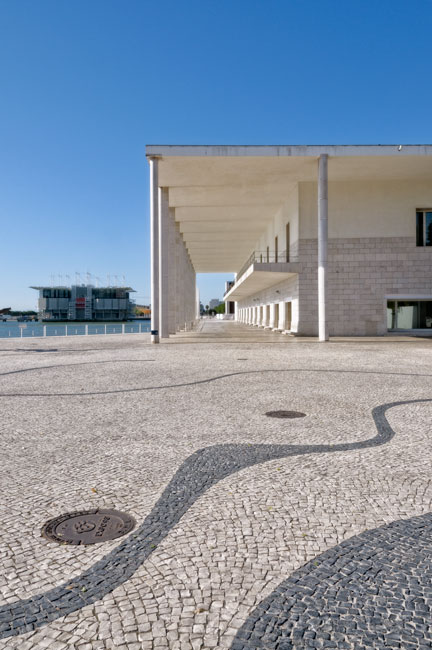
[146,145,432,274]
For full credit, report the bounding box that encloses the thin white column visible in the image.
[149,157,160,344]
[278,301,285,330]
[269,303,275,329]
[159,187,170,338]
[168,207,177,334]
[318,154,329,341]
[196,286,200,320]
[175,223,181,331]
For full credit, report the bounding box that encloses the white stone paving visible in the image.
[0,323,431,648]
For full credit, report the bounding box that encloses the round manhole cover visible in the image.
[41,509,136,545]
[265,410,306,419]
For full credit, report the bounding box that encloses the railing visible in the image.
[0,322,151,339]
[225,250,289,295]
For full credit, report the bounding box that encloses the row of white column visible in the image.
[240,154,328,341]
[149,157,197,343]
[238,303,291,331]
[151,154,328,342]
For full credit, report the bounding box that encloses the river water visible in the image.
[0,320,151,339]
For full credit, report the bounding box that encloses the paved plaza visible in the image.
[0,321,432,649]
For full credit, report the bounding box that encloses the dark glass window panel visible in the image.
[286,223,290,262]
[419,301,432,329]
[416,212,424,246]
[387,301,396,330]
[426,212,432,246]
[396,301,419,329]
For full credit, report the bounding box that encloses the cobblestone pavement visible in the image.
[0,323,431,649]
[232,512,432,649]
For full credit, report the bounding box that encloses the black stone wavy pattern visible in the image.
[0,359,154,379]
[231,513,432,649]
[1,367,432,397]
[0,397,427,639]
[0,348,59,353]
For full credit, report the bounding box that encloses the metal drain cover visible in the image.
[265,410,306,419]
[41,508,136,545]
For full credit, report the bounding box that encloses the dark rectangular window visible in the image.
[275,236,278,262]
[419,301,432,328]
[416,212,423,246]
[416,210,432,246]
[387,300,432,330]
[266,246,269,262]
[426,212,432,246]
[286,223,290,262]
[387,300,396,330]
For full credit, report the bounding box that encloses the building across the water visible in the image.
[135,304,151,318]
[31,285,136,321]
[146,144,432,341]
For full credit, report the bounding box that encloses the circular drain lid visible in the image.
[42,508,136,545]
[265,410,306,419]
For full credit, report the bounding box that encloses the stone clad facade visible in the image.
[237,179,432,336]
[299,236,432,336]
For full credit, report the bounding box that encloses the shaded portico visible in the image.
[146,145,432,342]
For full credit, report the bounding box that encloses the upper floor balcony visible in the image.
[224,250,300,301]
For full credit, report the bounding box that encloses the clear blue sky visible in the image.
[1,0,431,310]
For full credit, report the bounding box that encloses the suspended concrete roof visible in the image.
[146,145,432,273]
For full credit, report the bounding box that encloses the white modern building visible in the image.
[146,145,432,342]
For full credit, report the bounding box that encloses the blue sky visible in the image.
[1,0,431,310]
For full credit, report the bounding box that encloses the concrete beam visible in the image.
[147,144,432,158]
